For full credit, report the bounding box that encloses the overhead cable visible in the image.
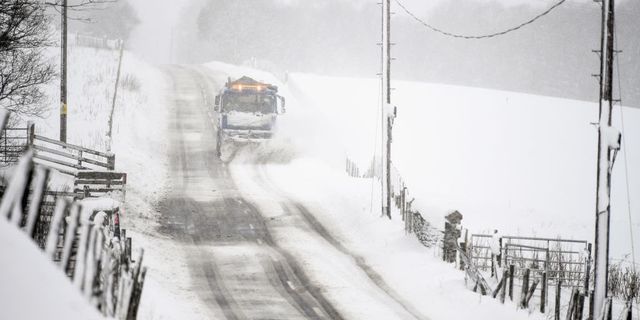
[393,0,567,39]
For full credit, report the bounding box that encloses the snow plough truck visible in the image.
[213,76,286,159]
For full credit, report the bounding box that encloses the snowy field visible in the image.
[277,72,640,261]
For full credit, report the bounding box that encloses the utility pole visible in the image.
[593,0,619,318]
[380,0,395,219]
[60,0,68,143]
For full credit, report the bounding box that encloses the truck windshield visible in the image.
[223,92,275,114]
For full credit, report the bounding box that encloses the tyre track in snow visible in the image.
[161,65,244,320]
[192,66,344,320]
[246,158,429,320]
[158,65,343,320]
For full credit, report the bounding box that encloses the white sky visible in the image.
[128,0,205,63]
[126,0,618,64]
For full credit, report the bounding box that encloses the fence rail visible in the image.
[468,233,591,290]
[0,122,115,175]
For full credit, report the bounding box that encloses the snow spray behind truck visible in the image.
[213,76,286,160]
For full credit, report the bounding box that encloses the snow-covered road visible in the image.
[156,65,426,320]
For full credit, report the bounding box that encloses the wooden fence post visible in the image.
[107,153,115,170]
[520,268,530,309]
[588,290,594,320]
[127,267,147,320]
[27,121,35,147]
[3,126,6,163]
[541,271,547,313]
[576,292,585,320]
[492,273,506,298]
[61,204,81,275]
[555,280,562,320]
[25,167,49,238]
[525,279,539,309]
[509,264,515,301]
[585,243,592,294]
[566,288,577,320]
[401,187,406,221]
[125,238,132,267]
[460,229,468,271]
[500,269,508,303]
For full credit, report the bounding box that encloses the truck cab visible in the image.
[214,76,285,159]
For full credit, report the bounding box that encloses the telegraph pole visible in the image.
[381,0,394,219]
[60,0,68,143]
[593,0,618,318]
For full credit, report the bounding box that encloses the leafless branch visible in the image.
[0,0,55,118]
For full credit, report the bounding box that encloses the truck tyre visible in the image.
[216,131,222,159]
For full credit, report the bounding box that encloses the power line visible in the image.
[613,19,638,316]
[393,0,567,40]
[613,23,636,274]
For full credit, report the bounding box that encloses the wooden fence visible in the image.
[454,232,630,319]
[0,111,143,319]
[0,150,144,319]
[75,171,127,198]
[0,122,116,175]
[345,158,362,178]
[0,126,29,164]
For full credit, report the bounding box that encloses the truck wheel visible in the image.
[216,132,222,159]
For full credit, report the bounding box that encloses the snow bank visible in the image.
[0,217,102,319]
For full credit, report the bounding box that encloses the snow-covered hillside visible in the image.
[35,45,171,226]
[0,44,172,319]
[277,73,639,261]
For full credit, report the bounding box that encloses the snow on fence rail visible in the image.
[0,126,29,164]
[458,232,595,317]
[446,229,638,318]
[469,234,591,290]
[0,111,145,319]
[0,122,116,175]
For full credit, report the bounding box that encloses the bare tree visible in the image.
[0,0,55,119]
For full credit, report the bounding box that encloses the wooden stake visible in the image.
[576,293,585,320]
[500,269,507,303]
[555,280,562,320]
[525,279,539,308]
[509,264,515,301]
[520,269,530,309]
[541,272,547,313]
[566,288,577,320]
